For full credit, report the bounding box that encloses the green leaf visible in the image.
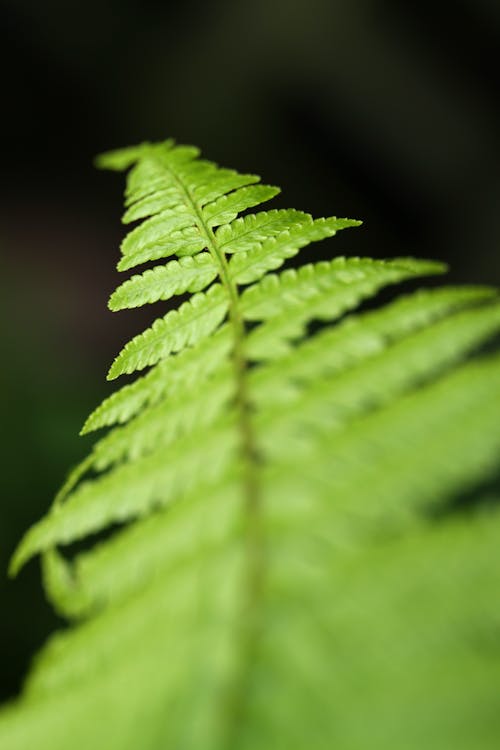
[258,301,500,457]
[81,327,232,434]
[193,170,260,206]
[95,141,172,171]
[107,284,229,379]
[244,257,446,357]
[110,253,218,309]
[251,285,499,404]
[202,185,281,228]
[216,208,312,253]
[3,138,500,750]
[229,217,361,284]
[10,419,238,574]
[119,219,203,271]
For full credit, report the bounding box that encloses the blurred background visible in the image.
[1,0,499,701]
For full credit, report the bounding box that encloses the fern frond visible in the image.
[2,139,500,750]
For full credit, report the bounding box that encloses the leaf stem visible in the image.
[164,165,264,741]
[201,223,264,748]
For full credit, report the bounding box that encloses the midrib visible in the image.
[161,159,265,745]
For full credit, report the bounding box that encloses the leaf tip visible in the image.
[8,542,28,578]
[79,421,91,436]
[94,142,149,172]
[108,293,121,312]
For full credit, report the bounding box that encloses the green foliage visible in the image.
[2,139,500,749]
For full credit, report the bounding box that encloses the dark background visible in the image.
[1,0,499,701]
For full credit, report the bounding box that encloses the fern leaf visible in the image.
[10,420,238,574]
[81,327,232,434]
[109,253,218,310]
[192,170,261,206]
[246,508,500,750]
[88,371,232,473]
[274,354,500,531]
[107,284,228,379]
[228,217,361,284]
[252,286,498,404]
[41,478,240,620]
[122,145,201,222]
[119,223,205,271]
[202,184,281,227]
[95,141,169,171]
[216,208,312,252]
[120,210,193,257]
[242,257,444,320]
[259,301,500,457]
[243,257,445,357]
[3,139,500,750]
